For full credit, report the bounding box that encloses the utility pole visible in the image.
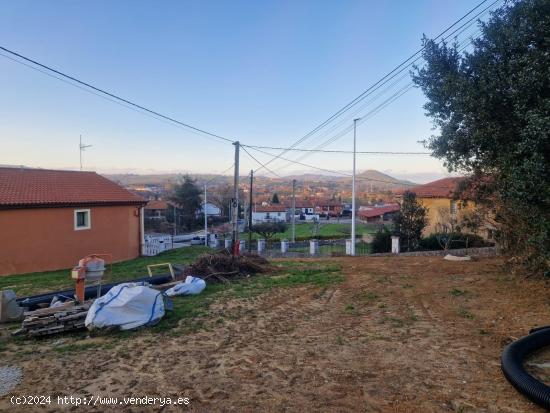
[291,179,296,243]
[351,118,361,256]
[173,203,177,248]
[248,170,253,253]
[204,184,208,247]
[79,135,92,171]
[232,141,240,256]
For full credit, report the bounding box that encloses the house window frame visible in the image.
[74,209,91,230]
[450,200,458,216]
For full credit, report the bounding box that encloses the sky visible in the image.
[0,0,492,183]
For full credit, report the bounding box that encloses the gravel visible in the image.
[0,366,22,396]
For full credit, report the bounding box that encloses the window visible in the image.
[450,200,458,216]
[74,209,91,230]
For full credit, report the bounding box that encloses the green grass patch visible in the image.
[457,307,475,319]
[248,222,380,241]
[155,262,343,334]
[450,288,467,297]
[0,246,210,296]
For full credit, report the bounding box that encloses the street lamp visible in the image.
[351,118,361,256]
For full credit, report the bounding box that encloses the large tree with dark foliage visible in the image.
[394,191,428,252]
[412,0,549,273]
[171,175,202,230]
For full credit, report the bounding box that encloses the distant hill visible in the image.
[104,169,417,192]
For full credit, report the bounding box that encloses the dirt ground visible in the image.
[1,256,549,412]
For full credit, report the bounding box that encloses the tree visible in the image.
[170,175,202,230]
[271,193,280,204]
[251,222,287,241]
[412,0,550,273]
[394,191,428,252]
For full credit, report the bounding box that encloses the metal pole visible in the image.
[173,203,176,248]
[232,141,240,256]
[291,179,296,243]
[204,184,208,246]
[351,118,360,256]
[248,170,253,253]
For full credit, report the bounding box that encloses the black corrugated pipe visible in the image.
[16,273,176,311]
[501,327,550,410]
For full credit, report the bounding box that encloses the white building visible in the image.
[196,202,222,217]
[252,205,288,224]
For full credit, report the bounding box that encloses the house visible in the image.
[285,200,319,221]
[251,205,288,224]
[315,199,344,217]
[0,167,147,276]
[144,200,168,219]
[406,177,489,237]
[358,203,400,223]
[196,201,222,217]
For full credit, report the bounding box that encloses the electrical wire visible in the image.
[241,145,283,178]
[252,0,501,173]
[0,46,236,144]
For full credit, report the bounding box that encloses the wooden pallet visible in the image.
[13,301,91,337]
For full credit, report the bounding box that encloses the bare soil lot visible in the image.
[1,256,548,412]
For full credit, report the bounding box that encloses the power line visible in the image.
[253,0,501,173]
[241,145,283,178]
[241,145,430,155]
[270,26,485,173]
[246,146,426,187]
[0,46,236,144]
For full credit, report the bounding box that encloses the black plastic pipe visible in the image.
[501,327,550,410]
[16,272,176,311]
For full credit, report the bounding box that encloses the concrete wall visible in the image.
[0,205,141,276]
[370,246,497,258]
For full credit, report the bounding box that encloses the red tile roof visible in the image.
[0,167,146,208]
[254,205,287,213]
[358,204,400,218]
[408,177,465,199]
[145,200,168,210]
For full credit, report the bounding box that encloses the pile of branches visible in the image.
[183,250,271,283]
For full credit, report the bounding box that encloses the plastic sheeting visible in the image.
[85,283,165,330]
[164,276,206,297]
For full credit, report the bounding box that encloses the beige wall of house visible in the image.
[418,197,476,236]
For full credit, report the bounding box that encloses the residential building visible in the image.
[251,205,288,224]
[196,202,222,217]
[144,200,168,219]
[358,203,400,223]
[315,199,344,217]
[406,177,491,238]
[0,167,146,276]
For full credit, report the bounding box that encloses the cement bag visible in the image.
[85,283,165,330]
[165,276,206,297]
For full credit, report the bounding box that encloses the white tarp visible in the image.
[164,276,206,297]
[85,283,165,330]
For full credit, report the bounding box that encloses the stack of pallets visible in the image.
[13,301,91,337]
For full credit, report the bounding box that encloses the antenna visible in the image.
[79,134,92,171]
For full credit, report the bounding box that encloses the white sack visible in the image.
[444,254,472,261]
[164,276,206,297]
[85,283,165,330]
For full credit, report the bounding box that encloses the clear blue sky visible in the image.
[0,0,490,182]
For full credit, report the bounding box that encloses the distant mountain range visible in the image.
[104,169,417,191]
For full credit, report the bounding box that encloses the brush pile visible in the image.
[183,250,270,283]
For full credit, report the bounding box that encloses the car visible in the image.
[190,236,205,245]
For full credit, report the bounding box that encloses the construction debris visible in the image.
[13,301,91,337]
[164,276,206,296]
[183,250,270,282]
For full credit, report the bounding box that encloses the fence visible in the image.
[142,237,188,256]
[218,238,371,258]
